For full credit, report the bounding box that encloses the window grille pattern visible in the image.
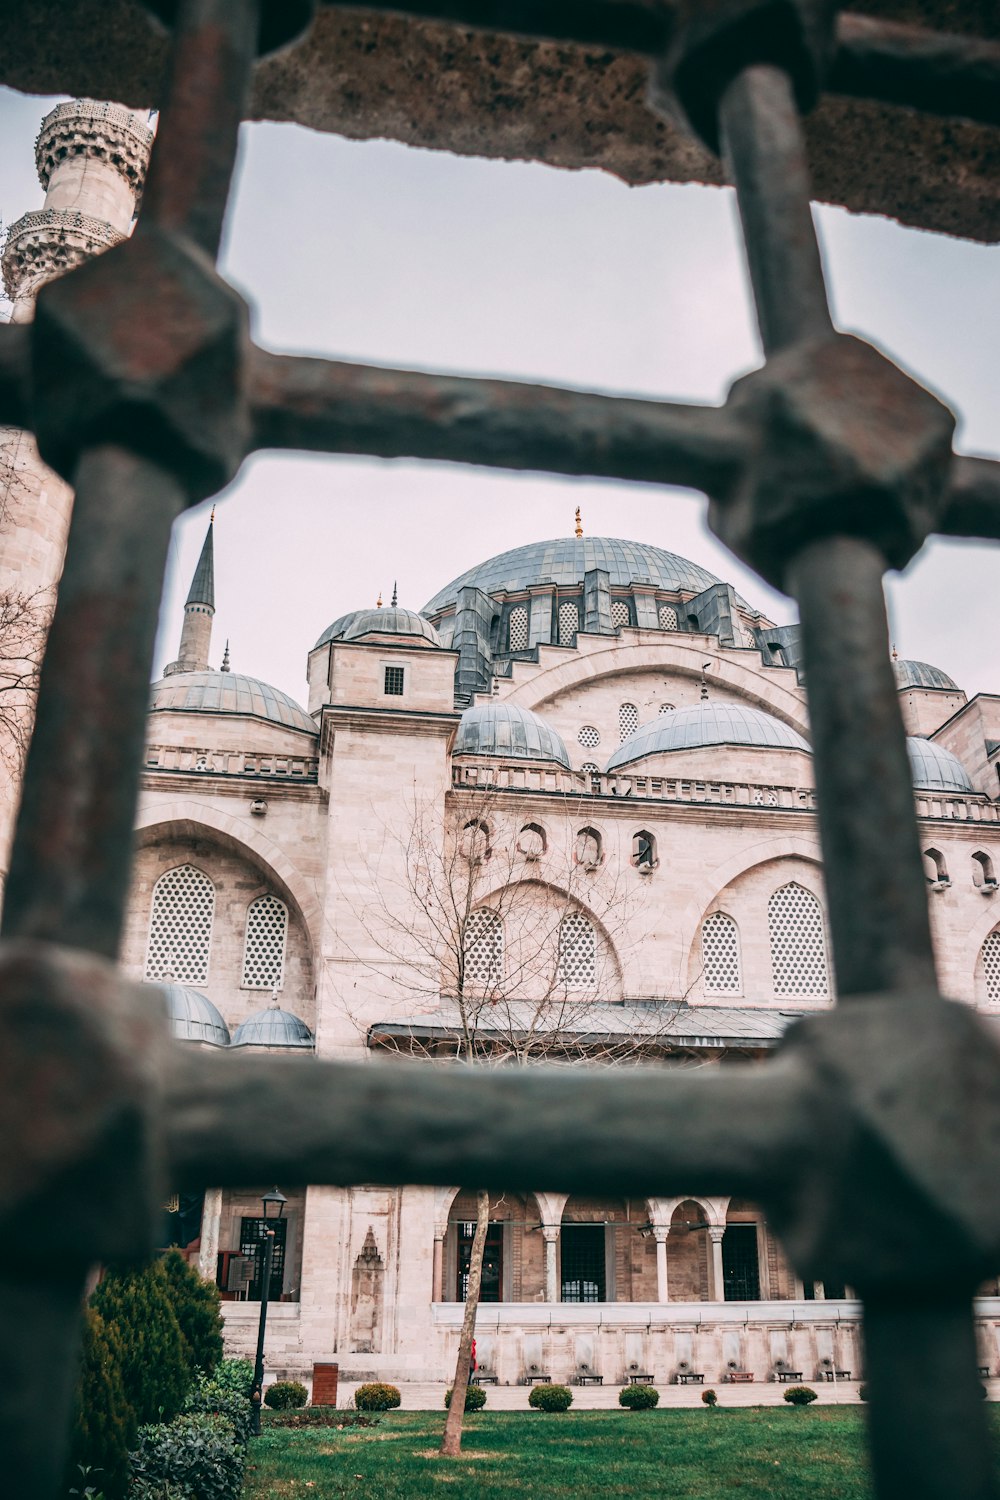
[578,725,600,748]
[508,605,529,651]
[611,598,631,628]
[557,911,597,989]
[619,703,639,742]
[558,600,580,644]
[659,703,675,714]
[580,762,599,777]
[981,931,1000,1003]
[561,1224,606,1302]
[658,603,679,629]
[768,882,830,997]
[464,908,503,989]
[702,912,742,994]
[384,665,405,696]
[243,893,288,989]
[144,864,215,984]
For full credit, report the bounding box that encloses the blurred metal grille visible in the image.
[1,3,1000,1497]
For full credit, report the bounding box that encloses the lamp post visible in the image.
[249,1187,286,1436]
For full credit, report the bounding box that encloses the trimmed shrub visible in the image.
[184,1372,251,1446]
[66,1308,135,1500]
[90,1260,191,1428]
[858,1384,869,1402]
[161,1249,225,1376]
[783,1385,818,1406]
[444,1384,487,1411]
[619,1384,660,1410]
[129,1412,245,1500]
[264,1380,308,1410]
[263,1408,379,1430]
[207,1358,254,1399]
[354,1382,402,1412]
[529,1384,573,1412]
[702,1389,718,1407]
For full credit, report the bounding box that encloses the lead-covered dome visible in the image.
[231,1005,315,1048]
[454,702,571,767]
[424,537,741,616]
[894,659,959,692]
[150,671,316,734]
[313,610,367,649]
[147,983,231,1047]
[907,737,973,794]
[343,606,441,646]
[607,702,809,770]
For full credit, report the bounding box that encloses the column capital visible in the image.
[541,1223,560,1243]
[651,1224,669,1243]
[707,1225,726,1243]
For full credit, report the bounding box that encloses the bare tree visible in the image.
[0,585,48,774]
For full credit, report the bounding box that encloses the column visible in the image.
[198,1188,223,1282]
[542,1225,559,1303]
[708,1226,726,1302]
[653,1227,669,1304]
[432,1228,445,1303]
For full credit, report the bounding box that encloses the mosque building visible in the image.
[4,98,1000,1391]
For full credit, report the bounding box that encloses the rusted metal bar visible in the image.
[2,447,186,957]
[0,322,29,428]
[319,0,673,54]
[719,64,833,356]
[938,455,1000,540]
[249,348,746,495]
[832,14,1000,130]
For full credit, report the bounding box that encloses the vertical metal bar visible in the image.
[2,1271,90,1500]
[718,64,833,356]
[250,1231,275,1436]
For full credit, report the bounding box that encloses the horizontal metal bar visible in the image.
[165,1045,812,1200]
[831,15,1000,130]
[319,0,672,55]
[938,456,1000,541]
[249,348,746,495]
[0,323,29,428]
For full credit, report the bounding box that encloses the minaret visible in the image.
[164,516,215,676]
[0,101,153,887]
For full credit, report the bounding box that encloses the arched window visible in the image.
[464,909,503,990]
[144,864,215,984]
[578,725,600,749]
[768,882,830,998]
[631,830,657,871]
[558,600,580,645]
[508,605,529,651]
[242,893,288,989]
[923,848,949,886]
[973,851,998,890]
[658,604,678,630]
[611,598,631,629]
[517,822,546,861]
[702,912,742,994]
[619,703,639,743]
[580,762,600,780]
[980,931,1000,1003]
[659,703,675,715]
[557,912,596,989]
[575,827,603,869]
[461,819,491,864]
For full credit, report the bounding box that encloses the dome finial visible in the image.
[700,660,712,701]
[574,506,583,538]
[376,590,383,609]
[891,642,898,660]
[391,580,398,607]
[221,639,230,673]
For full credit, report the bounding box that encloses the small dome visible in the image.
[343,606,442,647]
[231,1005,315,1049]
[907,737,974,794]
[313,610,367,649]
[147,983,230,1047]
[894,659,959,692]
[150,671,316,734]
[607,702,809,770]
[454,702,571,768]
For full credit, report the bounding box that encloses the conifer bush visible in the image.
[444,1383,487,1411]
[354,1382,402,1411]
[619,1384,660,1409]
[161,1248,224,1375]
[528,1384,573,1411]
[89,1259,191,1428]
[783,1384,818,1406]
[66,1308,135,1500]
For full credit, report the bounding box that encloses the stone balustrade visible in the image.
[145,742,319,781]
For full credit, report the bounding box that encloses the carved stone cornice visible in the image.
[35,99,154,197]
[1,208,121,302]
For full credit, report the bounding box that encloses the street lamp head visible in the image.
[261,1187,287,1221]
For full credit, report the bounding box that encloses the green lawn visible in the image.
[243,1408,874,1499]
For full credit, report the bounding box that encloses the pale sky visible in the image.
[1,86,997,709]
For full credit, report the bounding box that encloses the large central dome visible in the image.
[423,537,736,617]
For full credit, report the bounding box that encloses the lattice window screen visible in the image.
[559,600,580,644]
[611,599,631,628]
[464,908,503,989]
[558,911,597,989]
[580,762,599,777]
[508,605,529,651]
[659,703,675,714]
[658,604,679,629]
[144,864,215,984]
[982,931,1000,1003]
[578,725,600,748]
[768,882,830,997]
[702,911,742,994]
[243,893,288,989]
[619,703,639,743]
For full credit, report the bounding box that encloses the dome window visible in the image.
[578,725,600,749]
[575,827,603,870]
[659,703,675,715]
[517,823,547,861]
[558,600,580,645]
[611,598,632,629]
[923,848,950,889]
[619,703,639,743]
[631,830,657,872]
[508,605,529,652]
[702,912,742,996]
[658,604,678,630]
[973,852,998,892]
[462,819,492,864]
[144,864,215,986]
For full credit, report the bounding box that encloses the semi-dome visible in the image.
[607,702,810,770]
[423,536,746,616]
[231,1005,315,1048]
[906,737,974,794]
[454,702,571,768]
[147,983,231,1047]
[894,659,960,692]
[343,606,441,647]
[313,610,367,649]
[150,671,316,734]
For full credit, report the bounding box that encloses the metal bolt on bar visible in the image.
[1,1,1000,1497]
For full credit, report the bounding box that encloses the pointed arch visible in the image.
[463,908,503,990]
[144,863,215,984]
[701,911,742,995]
[243,893,288,990]
[557,910,596,989]
[768,881,830,997]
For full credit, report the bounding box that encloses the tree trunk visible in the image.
[439,1188,490,1457]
